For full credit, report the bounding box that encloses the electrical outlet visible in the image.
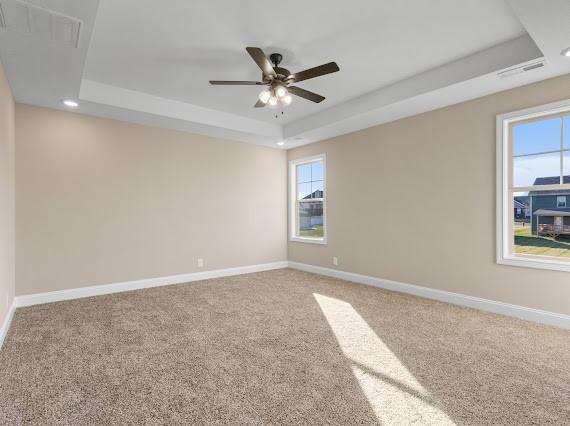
[197,258,204,268]
[333,257,339,266]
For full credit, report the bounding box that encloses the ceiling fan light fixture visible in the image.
[275,86,288,98]
[258,89,271,103]
[210,47,339,109]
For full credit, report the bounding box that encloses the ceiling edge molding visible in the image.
[283,34,542,141]
[79,79,283,139]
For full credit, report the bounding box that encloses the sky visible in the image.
[513,116,570,187]
[297,161,324,199]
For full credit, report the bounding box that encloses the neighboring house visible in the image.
[514,196,530,221]
[304,190,324,200]
[529,176,570,235]
[300,190,324,229]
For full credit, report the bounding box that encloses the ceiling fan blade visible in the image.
[254,99,266,108]
[287,62,339,83]
[246,47,276,78]
[288,86,325,103]
[209,80,264,85]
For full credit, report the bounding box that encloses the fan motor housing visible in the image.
[273,67,290,78]
[269,53,290,80]
[269,53,283,66]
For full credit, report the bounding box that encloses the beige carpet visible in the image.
[0,269,569,425]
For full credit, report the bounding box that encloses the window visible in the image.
[497,100,570,272]
[289,155,326,244]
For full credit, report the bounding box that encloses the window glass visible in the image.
[513,117,561,156]
[299,200,324,238]
[297,164,311,183]
[297,183,311,200]
[311,162,324,181]
[505,113,570,267]
[513,151,560,187]
[311,180,324,198]
[292,157,325,241]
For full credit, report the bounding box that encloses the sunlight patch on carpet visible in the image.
[314,293,455,425]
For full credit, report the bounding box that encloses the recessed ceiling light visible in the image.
[63,100,78,108]
[561,47,570,57]
[277,141,285,146]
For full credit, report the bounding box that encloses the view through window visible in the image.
[511,114,570,261]
[290,156,325,242]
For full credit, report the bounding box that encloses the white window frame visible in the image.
[557,196,567,208]
[497,99,570,272]
[289,154,327,245]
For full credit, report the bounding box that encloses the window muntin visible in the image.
[563,115,570,149]
[498,102,570,271]
[290,155,326,243]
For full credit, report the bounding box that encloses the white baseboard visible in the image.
[15,261,289,308]
[9,259,569,337]
[0,299,16,350]
[288,262,570,329]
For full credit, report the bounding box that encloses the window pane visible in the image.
[513,191,530,224]
[297,164,311,183]
[513,192,570,259]
[311,161,324,181]
[298,200,324,238]
[311,180,324,198]
[513,117,561,156]
[513,151,560,187]
[297,182,311,200]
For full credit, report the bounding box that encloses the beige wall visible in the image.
[0,62,15,325]
[16,105,287,295]
[288,74,570,316]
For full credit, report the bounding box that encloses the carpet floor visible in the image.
[0,268,569,425]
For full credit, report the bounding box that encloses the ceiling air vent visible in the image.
[0,0,81,48]
[497,60,545,79]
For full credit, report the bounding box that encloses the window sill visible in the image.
[498,254,570,272]
[290,236,327,245]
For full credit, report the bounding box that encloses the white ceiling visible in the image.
[1,0,570,148]
[83,0,526,124]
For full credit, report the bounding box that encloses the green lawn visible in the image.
[514,225,570,258]
[299,225,324,238]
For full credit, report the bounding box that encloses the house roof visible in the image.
[302,190,324,200]
[514,200,527,209]
[514,196,529,207]
[533,176,570,186]
[529,176,570,196]
[534,209,570,217]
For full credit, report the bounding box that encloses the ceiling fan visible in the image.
[209,47,339,108]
